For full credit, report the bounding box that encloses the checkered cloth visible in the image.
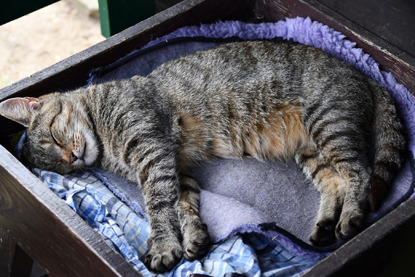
[34,169,321,276]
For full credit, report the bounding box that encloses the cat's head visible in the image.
[0,94,99,174]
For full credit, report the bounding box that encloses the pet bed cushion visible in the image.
[19,18,415,276]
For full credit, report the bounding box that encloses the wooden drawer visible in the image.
[0,0,414,275]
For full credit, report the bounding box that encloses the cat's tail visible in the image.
[369,80,406,211]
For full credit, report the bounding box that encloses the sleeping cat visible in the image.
[0,41,406,272]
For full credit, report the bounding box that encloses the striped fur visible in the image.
[0,41,406,271]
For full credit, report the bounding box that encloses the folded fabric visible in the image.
[34,169,322,276]
[20,17,415,276]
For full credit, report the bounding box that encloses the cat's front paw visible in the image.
[183,222,211,261]
[144,236,183,273]
[335,210,364,240]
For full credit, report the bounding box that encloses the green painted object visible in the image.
[98,0,154,38]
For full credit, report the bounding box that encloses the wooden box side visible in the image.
[1,0,414,275]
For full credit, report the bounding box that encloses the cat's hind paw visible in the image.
[144,237,183,273]
[335,210,364,240]
[309,219,336,246]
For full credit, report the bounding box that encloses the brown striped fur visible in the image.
[0,41,406,272]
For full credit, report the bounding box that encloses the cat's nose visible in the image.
[70,152,78,164]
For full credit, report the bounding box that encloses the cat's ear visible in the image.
[0,97,41,127]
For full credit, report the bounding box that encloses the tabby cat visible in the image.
[0,41,406,272]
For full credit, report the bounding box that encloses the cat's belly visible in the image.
[177,103,309,167]
[214,104,308,161]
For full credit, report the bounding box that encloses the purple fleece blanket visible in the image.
[89,18,415,253]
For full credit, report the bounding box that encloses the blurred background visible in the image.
[0,0,183,90]
[0,0,103,89]
[0,0,105,88]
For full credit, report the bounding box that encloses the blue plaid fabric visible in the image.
[34,169,321,276]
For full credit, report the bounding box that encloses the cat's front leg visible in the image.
[178,175,211,260]
[138,153,183,272]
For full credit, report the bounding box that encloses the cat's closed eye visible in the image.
[51,130,63,148]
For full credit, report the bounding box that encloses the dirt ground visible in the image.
[0,1,104,89]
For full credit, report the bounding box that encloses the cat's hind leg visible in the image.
[329,152,370,240]
[317,131,371,241]
[295,143,346,246]
[178,175,211,260]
